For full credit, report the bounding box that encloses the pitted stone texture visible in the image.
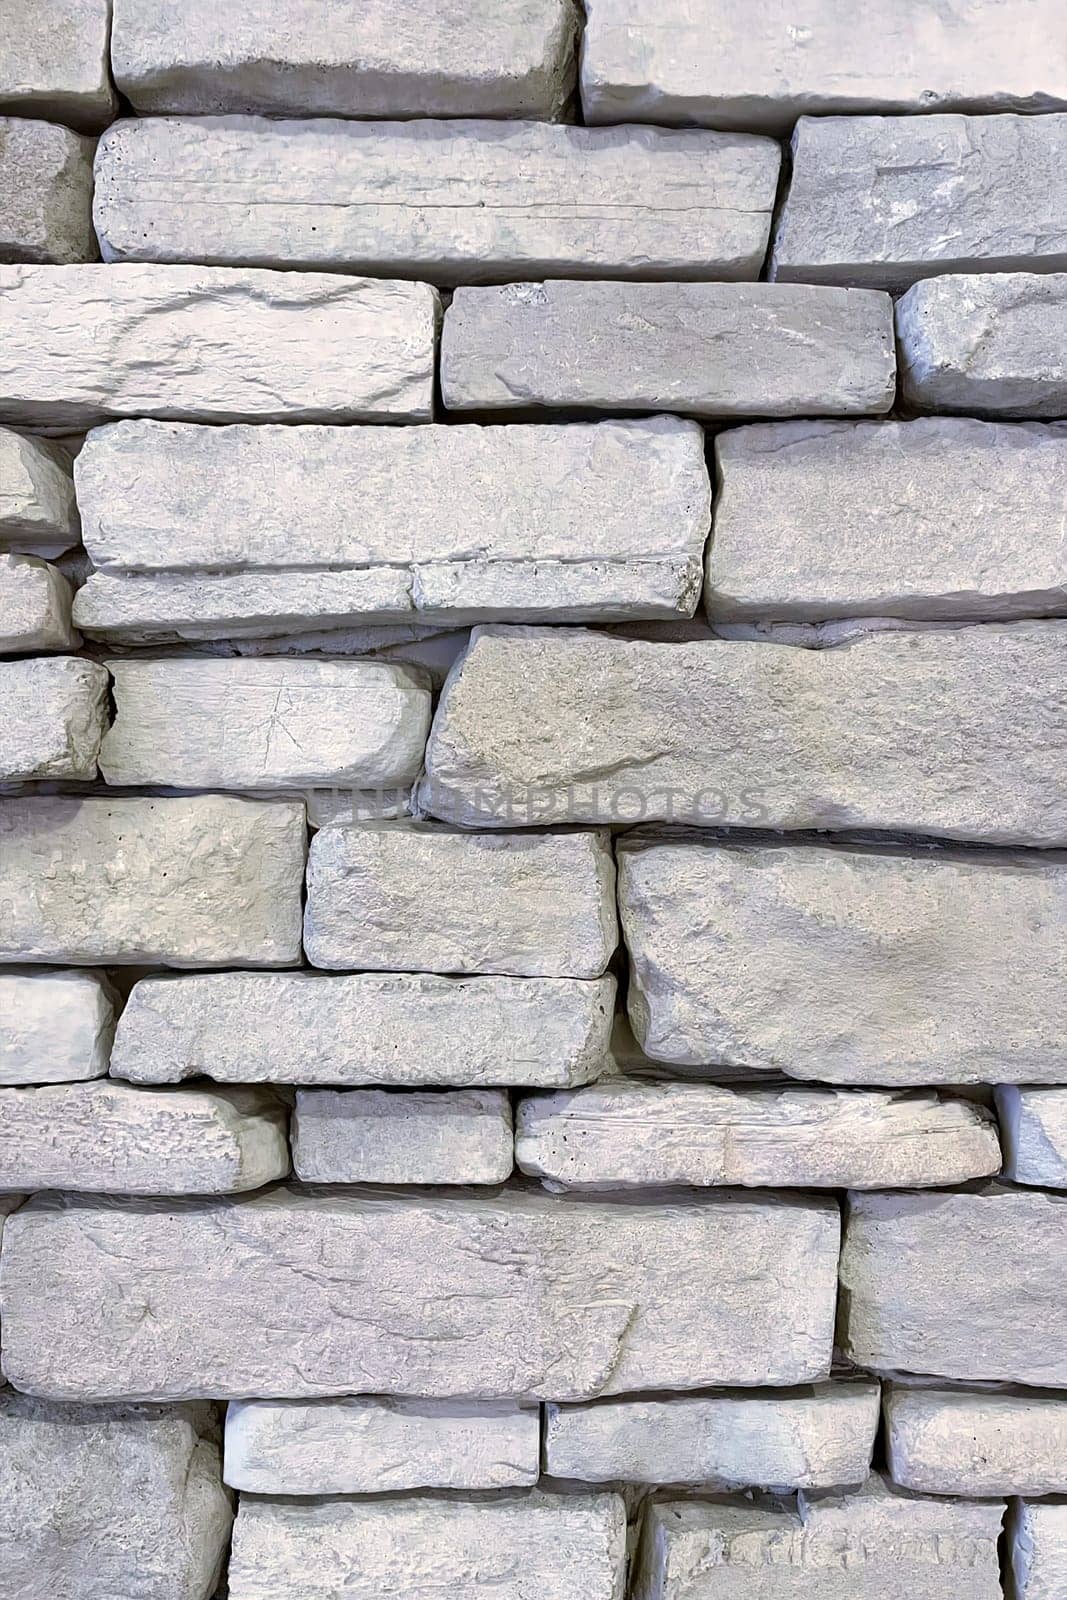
[112,0,578,119]
[996,1086,1067,1188]
[0,796,306,967]
[772,114,1067,290]
[0,1081,290,1194]
[707,418,1067,623]
[0,0,116,129]
[305,826,616,977]
[841,1186,1067,1386]
[0,1186,838,1401]
[898,273,1067,418]
[293,1088,513,1184]
[0,118,96,263]
[0,265,438,429]
[101,658,431,791]
[421,624,1067,845]
[0,1394,231,1600]
[617,839,1066,1085]
[225,1397,539,1493]
[442,281,895,417]
[228,1491,626,1600]
[0,554,76,651]
[111,971,615,1087]
[94,115,780,283]
[0,428,77,555]
[885,1385,1067,1498]
[0,968,114,1084]
[0,657,108,780]
[1011,1502,1067,1600]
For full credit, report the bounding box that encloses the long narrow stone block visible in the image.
[225,1397,540,1493]
[112,0,578,119]
[421,624,1067,845]
[0,657,108,780]
[441,281,895,417]
[772,114,1067,290]
[293,1088,513,1184]
[0,265,438,429]
[0,1186,839,1400]
[996,1086,1067,1188]
[616,839,1066,1084]
[0,0,115,129]
[707,418,1067,623]
[0,968,114,1084]
[898,273,1067,418]
[546,1382,880,1489]
[886,1385,1067,1497]
[1011,1502,1067,1600]
[111,971,615,1087]
[0,797,306,967]
[94,116,781,283]
[0,554,76,651]
[840,1186,1067,1385]
[0,118,96,263]
[0,428,78,555]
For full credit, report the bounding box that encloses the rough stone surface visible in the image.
[0,265,438,429]
[1011,1502,1067,1600]
[0,554,76,651]
[0,0,116,129]
[110,970,615,1087]
[112,0,579,119]
[0,796,306,967]
[0,968,114,1085]
[772,114,1067,290]
[616,838,1067,1084]
[996,1086,1067,1188]
[225,1397,540,1493]
[0,428,78,555]
[94,116,781,283]
[0,1186,839,1400]
[0,118,96,264]
[293,1088,513,1184]
[421,624,1067,845]
[304,825,617,977]
[707,418,1067,623]
[840,1186,1067,1385]
[898,273,1067,418]
[442,281,895,417]
[0,657,108,780]
[885,1385,1067,1498]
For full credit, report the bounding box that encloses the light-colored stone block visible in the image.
[0,554,76,650]
[0,265,438,429]
[0,968,114,1084]
[225,1397,539,1493]
[772,114,1067,290]
[0,117,96,263]
[1011,1501,1067,1600]
[94,115,780,283]
[421,623,1067,845]
[0,656,108,779]
[0,1186,839,1399]
[0,427,77,555]
[0,0,116,129]
[442,281,895,417]
[0,796,306,967]
[293,1088,512,1184]
[707,418,1067,623]
[996,1086,1067,1187]
[886,1385,1067,1498]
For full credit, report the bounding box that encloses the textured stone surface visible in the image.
[101,658,431,791]
[0,554,76,651]
[0,657,108,780]
[616,838,1067,1084]
[0,118,96,263]
[0,265,438,429]
[707,418,1067,623]
[304,826,616,976]
[996,1086,1067,1187]
[841,1186,1067,1385]
[0,796,306,967]
[0,1186,839,1400]
[0,1393,231,1600]
[773,114,1067,290]
[228,1491,626,1600]
[111,971,615,1087]
[112,0,578,118]
[546,1382,879,1489]
[225,1397,540,1493]
[293,1088,513,1184]
[885,1385,1067,1497]
[441,281,895,417]
[1011,1502,1067,1600]
[421,624,1067,844]
[898,273,1067,418]
[94,116,780,283]
[0,428,77,555]
[0,0,116,129]
[0,968,114,1084]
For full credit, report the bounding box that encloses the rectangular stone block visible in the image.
[442,281,895,418]
[0,554,76,651]
[293,1088,513,1184]
[0,0,115,129]
[112,0,578,119]
[0,968,114,1084]
[0,118,96,263]
[0,1186,839,1400]
[772,114,1067,290]
[886,1385,1067,1498]
[707,418,1067,623]
[421,623,1067,845]
[225,1397,540,1494]
[841,1186,1067,1386]
[94,115,781,283]
[111,971,615,1087]
[0,428,78,555]
[616,838,1067,1084]
[0,796,306,967]
[0,265,438,429]
[898,272,1067,418]
[996,1086,1067,1188]
[0,657,108,780]
[1011,1502,1067,1600]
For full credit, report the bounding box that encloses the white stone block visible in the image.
[0,117,96,263]
[1011,1501,1067,1600]
[0,967,114,1084]
[0,427,78,555]
[0,656,108,779]
[0,0,116,129]
[886,1385,1067,1497]
[0,554,76,651]
[293,1088,512,1184]
[996,1086,1067,1187]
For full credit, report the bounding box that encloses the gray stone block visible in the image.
[0,967,114,1084]
[1011,1501,1067,1600]
[996,1086,1067,1187]
[0,118,96,263]
[0,427,78,555]
[885,1385,1067,1497]
[292,1088,513,1184]
[0,0,116,129]
[0,656,108,780]
[0,554,76,651]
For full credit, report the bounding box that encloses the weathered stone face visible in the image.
[885,1385,1067,1498]
[996,1086,1067,1187]
[0,118,96,264]
[0,554,76,652]
[0,0,115,128]
[1011,1502,1067,1600]
[292,1088,513,1185]
[0,968,114,1085]
[0,657,108,780]
[0,428,78,556]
